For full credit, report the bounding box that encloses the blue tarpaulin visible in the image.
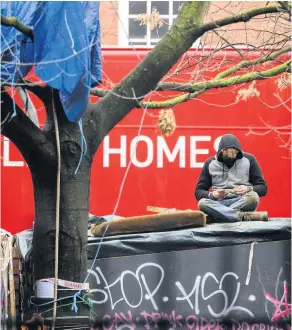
[1,1,102,122]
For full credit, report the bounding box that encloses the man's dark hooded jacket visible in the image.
[195,134,268,201]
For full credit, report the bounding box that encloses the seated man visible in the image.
[195,134,268,222]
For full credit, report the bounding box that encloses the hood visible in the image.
[217,134,243,162]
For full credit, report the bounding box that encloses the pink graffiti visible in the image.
[264,281,292,322]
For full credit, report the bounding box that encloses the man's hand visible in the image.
[212,189,228,200]
[233,185,249,195]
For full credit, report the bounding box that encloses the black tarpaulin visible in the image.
[88,218,291,260]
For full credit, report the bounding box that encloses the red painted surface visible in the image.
[1,49,291,234]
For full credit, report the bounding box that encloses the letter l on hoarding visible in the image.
[3,137,24,167]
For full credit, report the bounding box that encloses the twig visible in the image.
[278,1,291,12]
[273,92,292,112]
[1,15,34,41]
[213,30,245,61]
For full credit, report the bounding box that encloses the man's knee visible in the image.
[198,198,209,212]
[242,191,259,210]
[245,191,259,203]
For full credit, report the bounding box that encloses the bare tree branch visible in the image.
[273,92,292,112]
[1,88,52,165]
[215,46,291,79]
[278,1,291,12]
[212,29,245,60]
[91,47,291,99]
[278,1,292,20]
[85,1,211,149]
[140,60,291,108]
[202,5,284,34]
[1,15,34,41]
[90,88,108,98]
[87,3,291,145]
[2,82,66,132]
[2,2,290,155]
[20,81,54,104]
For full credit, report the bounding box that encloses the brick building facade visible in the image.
[99,1,286,48]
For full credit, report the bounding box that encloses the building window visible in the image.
[119,0,200,47]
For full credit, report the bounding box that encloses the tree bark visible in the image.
[30,94,93,284]
[32,161,90,283]
[2,89,93,321]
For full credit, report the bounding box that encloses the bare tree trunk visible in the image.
[32,165,90,283]
[4,93,97,323]
[29,160,91,325]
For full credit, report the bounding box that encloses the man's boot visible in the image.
[241,211,268,221]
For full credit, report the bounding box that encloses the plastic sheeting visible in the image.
[88,218,291,260]
[1,1,102,122]
[15,229,33,262]
[15,218,291,261]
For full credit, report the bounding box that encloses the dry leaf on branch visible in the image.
[276,73,291,92]
[136,7,164,31]
[157,109,176,136]
[236,81,260,102]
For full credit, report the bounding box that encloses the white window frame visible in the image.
[118,0,200,48]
